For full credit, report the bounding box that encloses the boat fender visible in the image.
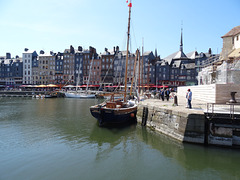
[130,113,135,118]
[142,107,148,126]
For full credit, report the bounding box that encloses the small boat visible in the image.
[65,91,95,98]
[44,91,58,98]
[90,93,137,126]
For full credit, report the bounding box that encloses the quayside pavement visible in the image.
[138,97,240,115]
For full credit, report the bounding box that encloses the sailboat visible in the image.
[65,55,96,98]
[90,0,138,126]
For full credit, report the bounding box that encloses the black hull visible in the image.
[90,105,137,126]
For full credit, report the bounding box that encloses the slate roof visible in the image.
[172,60,181,68]
[0,58,22,64]
[186,51,198,59]
[222,25,240,38]
[163,50,188,64]
[23,50,36,54]
[39,52,54,57]
[101,50,115,56]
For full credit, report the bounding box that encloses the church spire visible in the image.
[155,48,158,57]
[180,27,183,52]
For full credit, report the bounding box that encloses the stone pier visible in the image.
[136,98,240,147]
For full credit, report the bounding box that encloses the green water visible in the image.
[0,98,239,180]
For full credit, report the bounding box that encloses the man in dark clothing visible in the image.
[160,89,165,101]
[165,88,170,101]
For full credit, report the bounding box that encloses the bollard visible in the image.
[174,95,178,106]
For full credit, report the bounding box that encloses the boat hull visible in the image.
[65,92,95,98]
[90,104,137,126]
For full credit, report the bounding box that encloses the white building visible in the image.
[22,48,38,84]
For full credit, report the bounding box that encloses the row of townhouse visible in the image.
[0,30,220,88]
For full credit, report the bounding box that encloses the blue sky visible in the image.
[0,0,239,58]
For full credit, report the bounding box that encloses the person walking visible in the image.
[186,89,192,109]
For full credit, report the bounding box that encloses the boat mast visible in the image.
[86,55,94,92]
[141,38,144,94]
[76,58,81,92]
[124,1,132,102]
[130,49,139,96]
[138,47,141,94]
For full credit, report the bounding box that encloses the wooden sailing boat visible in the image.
[90,0,138,126]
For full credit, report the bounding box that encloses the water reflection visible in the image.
[137,126,240,179]
[1,98,240,180]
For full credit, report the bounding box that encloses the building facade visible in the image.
[101,47,115,85]
[0,53,23,86]
[22,48,38,84]
[38,51,56,85]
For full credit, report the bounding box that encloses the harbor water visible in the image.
[0,98,240,180]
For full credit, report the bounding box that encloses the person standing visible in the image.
[186,89,192,109]
[185,90,189,108]
[165,88,170,101]
[160,89,165,101]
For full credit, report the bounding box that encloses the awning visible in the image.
[63,85,75,88]
[47,84,58,87]
[36,84,47,88]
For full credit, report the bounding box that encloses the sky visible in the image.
[0,0,239,58]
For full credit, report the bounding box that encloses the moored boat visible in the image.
[90,1,138,126]
[90,94,137,126]
[65,91,95,98]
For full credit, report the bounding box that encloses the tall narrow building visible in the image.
[22,48,38,85]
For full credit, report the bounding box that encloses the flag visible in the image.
[126,0,128,3]
[128,2,132,7]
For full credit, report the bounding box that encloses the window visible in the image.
[237,35,239,41]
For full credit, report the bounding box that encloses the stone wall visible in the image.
[220,36,234,60]
[136,103,206,144]
[177,84,240,104]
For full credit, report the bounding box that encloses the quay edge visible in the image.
[136,101,205,145]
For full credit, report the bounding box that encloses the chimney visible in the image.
[40,50,44,54]
[78,46,83,51]
[70,45,75,54]
[208,48,212,55]
[24,48,29,52]
[116,46,119,52]
[6,53,11,59]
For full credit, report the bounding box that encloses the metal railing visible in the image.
[206,103,240,120]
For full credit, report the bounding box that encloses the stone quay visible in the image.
[136,94,240,147]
